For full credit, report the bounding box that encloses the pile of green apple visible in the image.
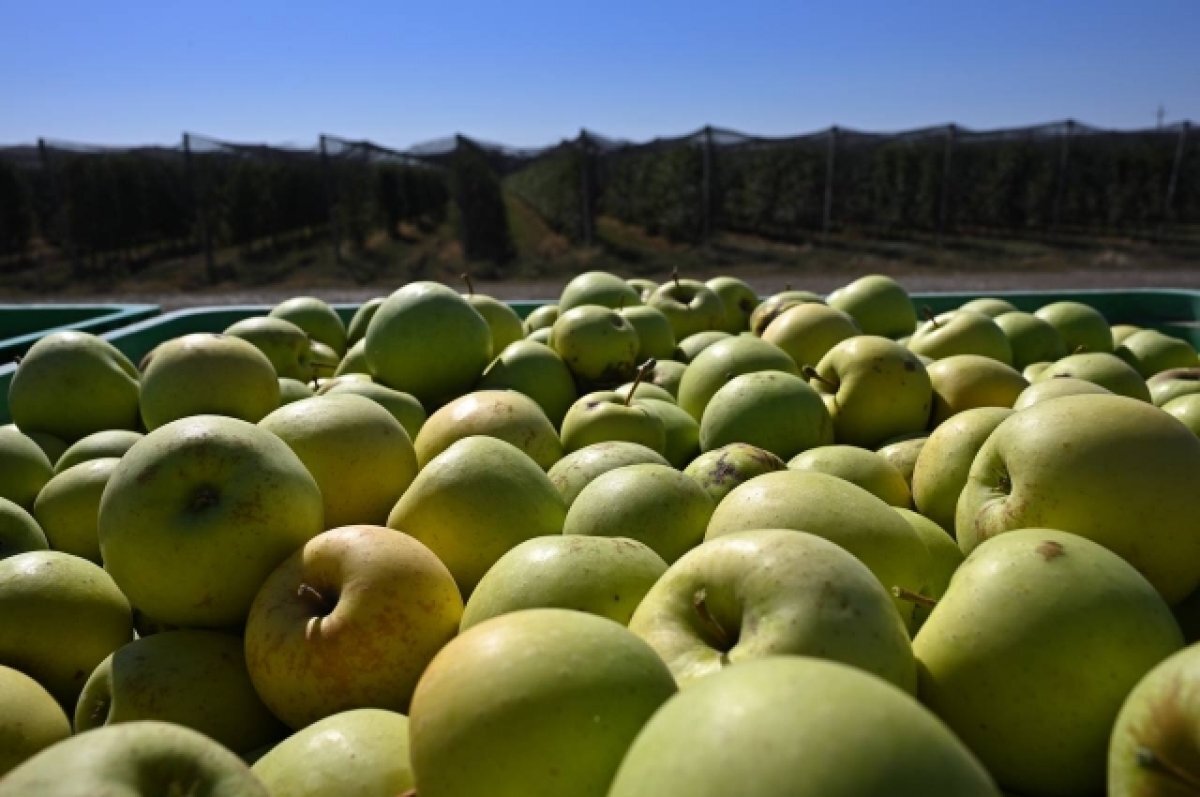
[2,272,1200,796]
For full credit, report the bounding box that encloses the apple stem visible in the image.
[296,583,333,615]
[784,283,792,291]
[692,588,733,656]
[461,272,474,296]
[1136,746,1200,791]
[671,266,681,290]
[922,306,941,329]
[891,586,939,610]
[624,359,657,406]
[801,365,837,390]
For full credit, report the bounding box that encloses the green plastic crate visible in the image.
[0,304,159,363]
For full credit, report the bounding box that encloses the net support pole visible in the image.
[319,135,342,266]
[182,133,217,284]
[822,126,837,235]
[1051,119,1074,231]
[701,125,714,241]
[578,130,594,246]
[1164,121,1189,222]
[936,124,956,245]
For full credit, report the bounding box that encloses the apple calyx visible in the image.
[296,582,335,617]
[624,359,658,407]
[692,588,734,662]
[891,586,939,611]
[187,485,220,514]
[802,365,838,391]
[921,306,941,330]
[461,272,475,296]
[1136,745,1200,792]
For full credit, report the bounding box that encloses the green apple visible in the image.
[911,407,1013,532]
[608,656,999,797]
[877,435,927,489]
[304,340,340,380]
[1164,393,1200,436]
[463,292,525,355]
[960,297,1019,317]
[1037,351,1152,401]
[1034,300,1113,353]
[706,276,760,333]
[634,397,699,468]
[678,335,797,421]
[914,528,1183,796]
[1011,375,1111,410]
[332,338,369,376]
[365,281,492,408]
[527,326,552,344]
[462,535,668,629]
[994,311,1068,370]
[683,443,787,504]
[629,528,915,691]
[1117,329,1198,378]
[139,333,280,430]
[523,303,559,332]
[32,457,118,563]
[252,708,412,797]
[647,358,687,396]
[559,390,666,455]
[224,317,313,381]
[0,665,70,777]
[956,394,1200,603]
[1148,367,1200,406]
[414,389,561,470]
[789,445,910,507]
[0,550,132,707]
[627,278,658,302]
[565,463,713,563]
[761,302,860,370]
[559,270,641,311]
[551,305,640,387]
[260,394,418,528]
[0,720,269,797]
[926,354,1028,425]
[387,436,565,595]
[615,380,675,404]
[346,297,384,348]
[8,330,140,443]
[270,296,347,356]
[21,431,67,467]
[477,339,577,428]
[277,377,314,405]
[409,608,677,797]
[1023,361,1053,380]
[619,305,677,361]
[648,277,726,340]
[827,274,917,339]
[677,330,732,362]
[99,415,324,628]
[808,335,933,448]
[75,630,285,754]
[748,290,825,336]
[546,441,670,508]
[0,498,47,560]
[893,507,962,631]
[908,310,1013,364]
[0,427,53,510]
[320,380,426,440]
[1111,323,1142,346]
[245,525,462,728]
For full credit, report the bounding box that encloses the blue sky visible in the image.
[2,1,1196,149]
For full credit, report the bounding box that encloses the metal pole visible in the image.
[578,130,593,246]
[936,124,956,244]
[182,133,216,284]
[701,126,713,241]
[822,126,837,234]
[1051,119,1074,230]
[319,135,342,266]
[1164,121,1189,222]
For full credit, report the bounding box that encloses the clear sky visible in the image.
[2,0,1197,150]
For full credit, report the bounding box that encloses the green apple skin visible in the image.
[893,508,963,631]
[523,303,559,332]
[1108,643,1200,796]
[546,441,670,508]
[551,305,640,388]
[245,525,463,729]
[877,435,927,489]
[565,463,714,563]
[559,270,642,312]
[706,276,760,333]
[615,381,675,404]
[634,397,699,468]
[957,394,1200,603]
[761,302,860,370]
[706,470,929,627]
[915,529,1183,797]
[646,358,687,396]
[387,436,566,595]
[699,370,833,461]
[8,330,141,443]
[629,528,916,692]
[1023,361,1053,381]
[648,279,727,341]
[809,335,933,448]
[477,339,577,428]
[559,391,666,455]
[277,378,314,405]
[1037,351,1152,401]
[0,427,54,509]
[789,445,910,508]
[827,274,917,339]
[320,380,426,440]
[994,311,1068,370]
[1034,300,1113,353]
[926,354,1028,425]
[0,551,132,708]
[252,708,412,797]
[909,310,1014,365]
[303,340,340,380]
[678,335,798,421]
[0,497,47,560]
[683,443,787,504]
[461,535,668,630]
[414,389,562,470]
[0,720,269,797]
[465,294,526,356]
[1148,367,1200,406]
[1117,328,1199,378]
[677,330,732,362]
[911,407,1013,533]
[0,665,70,776]
[1164,393,1200,436]
[528,326,552,345]
[345,296,384,347]
[52,427,138,473]
[748,290,825,336]
[33,457,118,563]
[270,296,348,356]
[224,317,313,381]
[74,630,285,754]
[332,338,369,376]
[22,431,67,467]
[619,305,677,361]
[627,277,658,302]
[365,282,492,408]
[99,415,324,628]
[1111,323,1142,346]
[1011,375,1111,410]
[409,608,677,797]
[960,297,1019,317]
[608,656,999,797]
[140,333,281,431]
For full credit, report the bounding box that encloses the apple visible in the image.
[1023,361,1053,381]
[278,377,314,405]
[528,326,551,344]
[345,296,384,348]
[1034,300,1113,353]
[960,297,1019,317]
[523,303,559,333]
[270,296,348,356]
[914,528,1183,796]
[0,721,269,797]
[1116,329,1198,378]
[0,427,53,510]
[1011,375,1111,410]
[760,302,860,370]
[223,317,313,381]
[993,311,1067,370]
[559,270,642,311]
[627,277,658,302]
[551,305,640,388]
[648,276,726,340]
[634,397,700,468]
[365,281,492,408]
[8,330,141,443]
[546,441,670,507]
[0,665,70,777]
[911,407,1013,532]
[619,305,677,361]
[21,431,67,466]
[251,708,413,797]
[908,310,1013,364]
[387,436,566,595]
[414,389,562,470]
[32,457,118,563]
[677,330,732,362]
[827,274,917,339]
[260,394,418,529]
[1148,367,1200,406]
[677,335,797,421]
[99,415,324,628]
[74,630,285,754]
[876,435,927,489]
[926,354,1028,425]
[565,463,713,563]
[559,390,666,455]
[0,498,47,560]
[748,290,825,336]
[629,528,916,691]
[245,525,462,728]
[463,290,526,355]
[1036,351,1152,401]
[608,657,999,797]
[647,358,687,397]
[333,338,369,376]
[305,340,341,380]
[320,380,426,440]
[477,339,577,428]
[683,443,787,504]
[461,535,668,629]
[706,275,760,333]
[956,394,1200,604]
[789,445,910,507]
[893,507,962,631]
[1164,393,1200,436]
[408,608,677,797]
[615,380,676,404]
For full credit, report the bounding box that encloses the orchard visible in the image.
[2,271,1200,796]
